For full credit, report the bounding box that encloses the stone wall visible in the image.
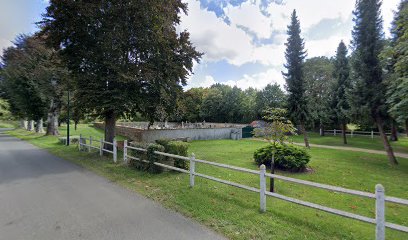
[94,122,242,142]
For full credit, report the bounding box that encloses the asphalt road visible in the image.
[0,130,225,240]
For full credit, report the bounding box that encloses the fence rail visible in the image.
[76,136,408,239]
[78,134,117,162]
[324,129,396,139]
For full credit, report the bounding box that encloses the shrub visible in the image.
[128,142,165,173]
[167,141,189,170]
[253,144,310,172]
[155,138,172,150]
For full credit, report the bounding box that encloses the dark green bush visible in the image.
[166,141,189,170]
[253,144,310,172]
[155,138,171,150]
[128,142,164,173]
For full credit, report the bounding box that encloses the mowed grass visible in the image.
[7,126,408,240]
[0,120,17,129]
[291,132,408,154]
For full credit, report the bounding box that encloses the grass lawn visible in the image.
[7,125,408,240]
[291,132,408,154]
[0,120,17,129]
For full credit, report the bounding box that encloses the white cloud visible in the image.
[225,68,285,90]
[186,75,217,89]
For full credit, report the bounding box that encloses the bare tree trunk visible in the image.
[20,119,28,129]
[390,120,398,142]
[75,121,78,131]
[300,121,310,148]
[104,110,116,152]
[320,121,325,136]
[46,99,60,136]
[28,120,35,131]
[341,122,347,144]
[406,119,408,136]
[35,119,45,133]
[376,115,398,165]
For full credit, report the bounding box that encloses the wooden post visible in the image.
[100,138,103,156]
[260,164,266,213]
[123,140,128,163]
[351,130,354,138]
[375,184,385,240]
[78,134,82,151]
[113,138,117,163]
[334,129,336,136]
[89,136,92,152]
[371,130,374,139]
[190,153,195,187]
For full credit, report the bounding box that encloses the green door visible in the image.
[242,126,254,138]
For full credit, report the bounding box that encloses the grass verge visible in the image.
[7,126,408,240]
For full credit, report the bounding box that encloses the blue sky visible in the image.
[0,0,400,89]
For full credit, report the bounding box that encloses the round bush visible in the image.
[253,144,310,172]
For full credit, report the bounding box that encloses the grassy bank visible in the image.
[291,132,408,154]
[7,126,408,240]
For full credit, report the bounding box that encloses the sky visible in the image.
[0,0,400,90]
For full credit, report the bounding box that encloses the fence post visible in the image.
[351,130,354,138]
[100,138,103,156]
[123,140,128,163]
[89,136,92,152]
[375,184,385,240]
[79,134,82,151]
[189,153,195,187]
[260,164,266,213]
[371,130,374,139]
[334,129,336,136]
[113,138,117,163]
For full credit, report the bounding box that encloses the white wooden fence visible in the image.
[77,136,408,239]
[324,130,393,139]
[78,134,117,162]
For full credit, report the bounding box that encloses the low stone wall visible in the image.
[94,122,242,142]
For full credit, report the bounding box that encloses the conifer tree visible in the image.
[283,10,309,148]
[350,0,398,164]
[332,41,350,144]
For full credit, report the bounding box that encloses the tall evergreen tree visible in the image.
[283,10,309,148]
[386,0,408,135]
[41,0,201,149]
[332,41,350,144]
[350,0,397,164]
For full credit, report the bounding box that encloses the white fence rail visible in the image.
[78,134,117,162]
[324,129,394,139]
[77,136,408,239]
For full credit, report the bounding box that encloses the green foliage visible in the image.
[385,1,408,125]
[155,138,172,149]
[332,41,350,125]
[41,0,201,142]
[283,10,308,125]
[349,0,385,121]
[166,141,189,169]
[253,144,310,171]
[253,108,296,146]
[255,83,286,118]
[128,142,164,174]
[0,98,12,120]
[303,56,335,128]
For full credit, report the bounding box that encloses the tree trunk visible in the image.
[300,121,310,148]
[35,119,45,133]
[320,121,325,136]
[46,99,60,136]
[390,121,398,142]
[28,120,35,131]
[75,121,78,131]
[341,122,347,144]
[20,119,28,129]
[406,119,408,137]
[376,115,398,165]
[104,110,116,152]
